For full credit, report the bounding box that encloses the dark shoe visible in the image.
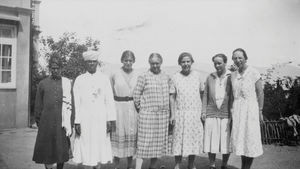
[221,166,228,169]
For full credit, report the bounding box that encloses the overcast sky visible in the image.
[39,0,300,69]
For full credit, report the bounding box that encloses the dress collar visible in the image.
[148,69,163,76]
[211,71,230,79]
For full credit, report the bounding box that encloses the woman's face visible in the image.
[232,51,247,69]
[213,56,226,74]
[122,55,134,71]
[180,56,193,74]
[149,56,162,74]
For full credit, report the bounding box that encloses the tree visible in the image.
[30,32,100,125]
[39,32,100,79]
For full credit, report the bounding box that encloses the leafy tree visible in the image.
[40,32,100,79]
[30,32,100,125]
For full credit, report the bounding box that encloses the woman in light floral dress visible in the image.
[170,52,204,169]
[230,48,264,169]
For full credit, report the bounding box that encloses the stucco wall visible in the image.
[0,0,31,129]
[0,0,31,9]
[0,90,16,128]
[15,12,31,128]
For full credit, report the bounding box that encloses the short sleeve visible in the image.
[109,72,116,96]
[251,68,261,83]
[169,75,176,94]
[199,73,205,91]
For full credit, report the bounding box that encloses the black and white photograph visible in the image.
[0,0,300,169]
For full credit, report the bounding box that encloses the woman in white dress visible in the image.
[111,50,138,169]
[170,52,204,169]
[230,48,264,169]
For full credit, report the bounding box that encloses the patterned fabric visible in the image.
[170,71,204,156]
[133,70,170,112]
[136,110,169,158]
[111,68,138,158]
[203,118,231,154]
[231,66,263,157]
[133,70,170,158]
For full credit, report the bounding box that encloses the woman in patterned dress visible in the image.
[111,50,138,169]
[133,53,170,169]
[170,52,204,169]
[230,48,264,169]
[202,54,232,169]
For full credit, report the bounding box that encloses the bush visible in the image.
[262,64,300,120]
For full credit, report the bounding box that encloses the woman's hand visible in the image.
[259,110,264,123]
[201,113,206,123]
[169,116,175,126]
[75,124,81,136]
[107,121,116,134]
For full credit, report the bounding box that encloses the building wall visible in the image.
[0,89,16,128]
[15,10,31,128]
[0,0,32,129]
[0,0,31,9]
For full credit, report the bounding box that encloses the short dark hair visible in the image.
[212,53,227,63]
[121,50,135,63]
[148,53,163,63]
[232,48,248,60]
[48,53,62,68]
[178,52,194,65]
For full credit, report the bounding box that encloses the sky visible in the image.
[39,0,300,69]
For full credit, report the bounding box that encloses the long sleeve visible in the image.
[73,77,82,124]
[202,76,209,116]
[34,81,44,125]
[104,76,117,121]
[133,75,145,111]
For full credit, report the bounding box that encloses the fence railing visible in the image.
[261,121,300,145]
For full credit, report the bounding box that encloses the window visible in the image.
[0,24,16,88]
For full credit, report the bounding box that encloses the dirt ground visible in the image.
[0,128,300,169]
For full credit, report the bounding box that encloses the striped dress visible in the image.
[133,70,170,158]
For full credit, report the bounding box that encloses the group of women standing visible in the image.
[110,48,264,169]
